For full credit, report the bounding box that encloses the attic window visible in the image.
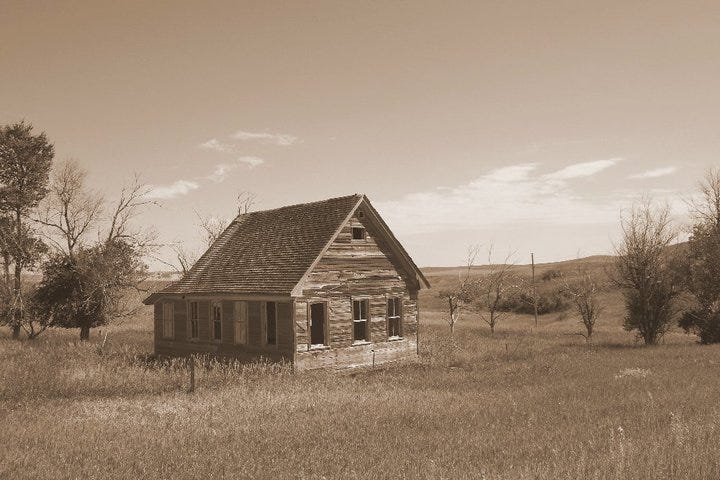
[352,226,366,240]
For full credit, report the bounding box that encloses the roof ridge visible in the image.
[232,193,363,219]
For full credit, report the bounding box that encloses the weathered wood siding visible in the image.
[154,297,293,362]
[295,211,420,370]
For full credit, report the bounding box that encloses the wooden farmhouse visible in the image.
[143,194,430,370]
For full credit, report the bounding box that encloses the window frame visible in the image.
[233,301,248,345]
[210,300,222,342]
[265,301,278,347]
[387,296,403,340]
[187,301,200,341]
[308,301,329,348]
[351,226,366,241]
[351,298,370,344]
[162,302,174,339]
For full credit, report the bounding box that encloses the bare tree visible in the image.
[237,190,257,214]
[688,168,720,228]
[35,159,103,257]
[438,245,478,334]
[33,170,155,340]
[194,210,228,248]
[614,200,679,345]
[563,270,602,343]
[472,246,517,334]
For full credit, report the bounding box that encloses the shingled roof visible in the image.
[144,194,427,303]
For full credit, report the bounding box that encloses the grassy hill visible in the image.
[4,252,719,479]
[420,255,616,312]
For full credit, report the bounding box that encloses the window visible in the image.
[266,301,277,346]
[188,301,199,340]
[234,301,247,344]
[211,301,222,341]
[352,226,366,240]
[248,301,261,346]
[162,302,174,339]
[310,302,327,346]
[352,299,369,343]
[387,297,402,338]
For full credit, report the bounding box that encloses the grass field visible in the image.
[2,268,720,479]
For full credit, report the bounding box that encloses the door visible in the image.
[310,302,326,346]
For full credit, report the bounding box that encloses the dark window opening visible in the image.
[387,297,402,338]
[266,301,277,345]
[352,299,369,342]
[212,302,222,341]
[189,301,199,339]
[310,303,327,345]
[352,226,365,240]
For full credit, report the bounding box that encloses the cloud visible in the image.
[147,180,199,199]
[199,138,235,153]
[629,166,677,179]
[207,157,265,183]
[374,163,636,236]
[543,158,620,181]
[231,130,299,146]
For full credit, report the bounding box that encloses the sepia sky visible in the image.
[2,1,720,268]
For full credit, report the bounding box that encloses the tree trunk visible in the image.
[80,324,90,341]
[12,209,22,340]
[450,320,455,334]
[2,252,9,285]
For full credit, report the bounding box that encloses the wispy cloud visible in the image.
[231,130,299,146]
[629,166,678,179]
[146,180,199,199]
[199,138,235,153]
[207,157,265,183]
[543,158,620,181]
[375,162,639,236]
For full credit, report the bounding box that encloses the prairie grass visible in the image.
[2,305,720,479]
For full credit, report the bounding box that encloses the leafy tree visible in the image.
[614,200,679,345]
[34,239,145,340]
[32,166,152,340]
[0,122,53,338]
[678,169,720,343]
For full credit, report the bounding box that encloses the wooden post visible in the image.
[531,253,538,327]
[371,349,376,369]
[188,355,195,393]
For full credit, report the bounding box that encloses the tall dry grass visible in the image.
[2,307,720,479]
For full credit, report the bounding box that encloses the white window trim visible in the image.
[352,298,370,344]
[387,296,403,340]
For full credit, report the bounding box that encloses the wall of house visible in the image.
[294,210,420,370]
[153,296,294,362]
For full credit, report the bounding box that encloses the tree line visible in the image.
[0,122,152,340]
[440,168,720,346]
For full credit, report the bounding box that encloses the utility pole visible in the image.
[531,252,538,327]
